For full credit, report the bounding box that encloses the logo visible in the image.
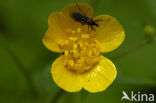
[121,91,155,102]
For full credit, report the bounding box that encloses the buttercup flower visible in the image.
[43,3,125,92]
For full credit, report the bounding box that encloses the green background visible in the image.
[0,0,156,103]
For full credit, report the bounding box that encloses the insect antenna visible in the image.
[75,3,87,17]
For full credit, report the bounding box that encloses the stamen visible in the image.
[79,42,83,48]
[72,30,76,34]
[82,34,89,39]
[69,37,77,41]
[59,28,100,73]
[77,28,81,33]
[65,51,68,56]
[73,44,77,49]
[69,60,74,67]
[88,51,92,56]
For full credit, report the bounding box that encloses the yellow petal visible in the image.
[43,12,70,52]
[62,3,94,29]
[51,55,82,92]
[80,56,117,93]
[93,15,125,53]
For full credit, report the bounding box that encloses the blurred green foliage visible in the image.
[0,0,156,103]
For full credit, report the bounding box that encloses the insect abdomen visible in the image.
[71,12,99,28]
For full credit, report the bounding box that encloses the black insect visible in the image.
[71,4,102,30]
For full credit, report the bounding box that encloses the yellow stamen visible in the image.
[72,30,76,34]
[65,51,68,56]
[82,34,89,39]
[77,28,81,33]
[69,37,77,41]
[73,44,77,49]
[58,28,100,73]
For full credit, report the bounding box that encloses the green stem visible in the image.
[51,89,65,103]
[0,34,42,102]
[110,38,155,60]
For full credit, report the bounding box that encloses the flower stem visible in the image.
[110,37,155,60]
[51,89,65,103]
[0,34,43,102]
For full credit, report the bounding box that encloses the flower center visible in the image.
[58,28,101,73]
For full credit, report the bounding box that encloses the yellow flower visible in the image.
[43,3,125,92]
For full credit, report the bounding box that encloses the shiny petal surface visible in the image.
[93,15,125,53]
[62,3,94,30]
[80,56,117,92]
[43,12,70,52]
[51,55,82,92]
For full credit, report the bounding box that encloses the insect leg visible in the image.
[94,19,103,22]
[88,25,90,30]
[87,25,91,34]
[91,25,97,31]
[91,25,94,30]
